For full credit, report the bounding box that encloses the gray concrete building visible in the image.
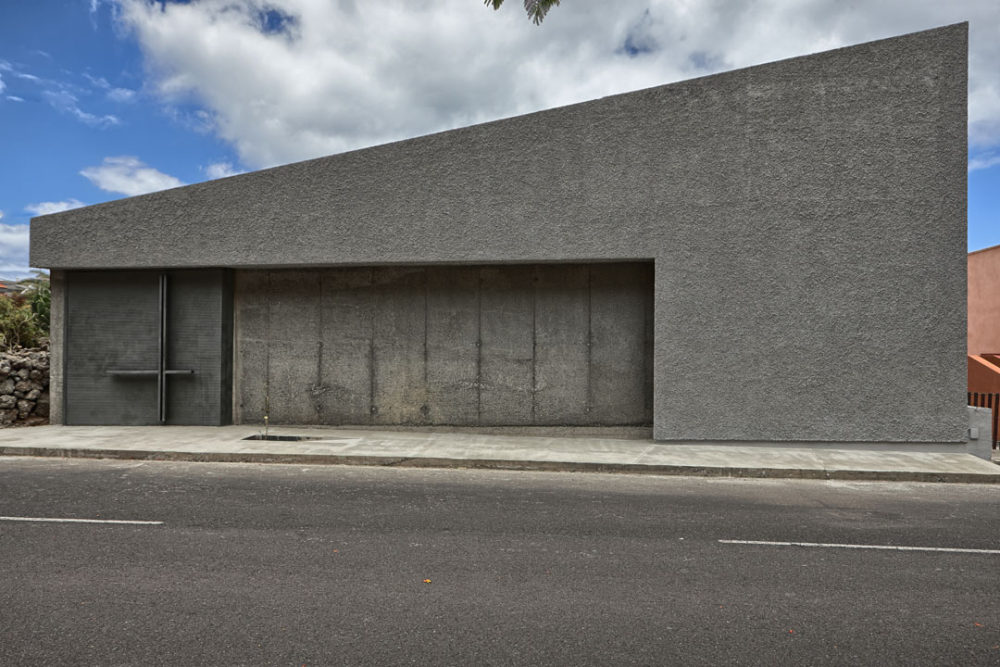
[30,24,970,447]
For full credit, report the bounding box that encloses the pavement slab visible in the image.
[0,425,998,483]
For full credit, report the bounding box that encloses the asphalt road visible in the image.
[1,457,998,666]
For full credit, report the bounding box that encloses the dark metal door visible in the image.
[64,269,232,425]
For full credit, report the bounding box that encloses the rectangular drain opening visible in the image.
[243,434,321,442]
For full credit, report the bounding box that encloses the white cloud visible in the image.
[84,71,138,103]
[80,156,184,196]
[107,87,137,103]
[0,223,31,278]
[3,63,124,126]
[113,0,1000,170]
[204,161,244,179]
[0,210,4,220]
[43,89,120,127]
[0,73,5,95]
[24,199,87,216]
[84,73,111,89]
[969,153,1000,172]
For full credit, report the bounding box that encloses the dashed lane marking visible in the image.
[719,539,1000,555]
[0,516,163,525]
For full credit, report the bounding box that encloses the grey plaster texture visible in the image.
[47,270,65,425]
[233,264,653,427]
[30,25,969,443]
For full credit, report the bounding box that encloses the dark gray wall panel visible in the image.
[65,271,159,425]
[165,270,232,425]
[44,26,967,441]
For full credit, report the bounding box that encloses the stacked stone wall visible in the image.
[0,344,50,426]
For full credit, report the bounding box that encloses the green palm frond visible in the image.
[484,0,561,25]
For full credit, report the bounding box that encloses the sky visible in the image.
[0,0,998,280]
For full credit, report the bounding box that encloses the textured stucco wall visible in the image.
[968,245,1000,354]
[48,270,65,425]
[31,25,969,442]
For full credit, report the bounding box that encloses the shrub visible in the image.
[21,273,50,333]
[0,294,45,350]
[0,272,49,350]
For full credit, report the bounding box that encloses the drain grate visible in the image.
[242,434,320,442]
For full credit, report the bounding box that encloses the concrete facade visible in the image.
[31,25,969,443]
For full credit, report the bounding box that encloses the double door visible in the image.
[64,269,231,425]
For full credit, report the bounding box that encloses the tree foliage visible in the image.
[484,0,561,25]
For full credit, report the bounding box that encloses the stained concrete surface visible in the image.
[1,425,997,483]
[235,264,653,427]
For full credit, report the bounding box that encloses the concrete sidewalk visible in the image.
[1,425,999,483]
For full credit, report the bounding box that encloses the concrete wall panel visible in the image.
[479,266,534,425]
[233,270,269,423]
[425,267,480,424]
[48,270,65,425]
[590,263,653,425]
[319,268,375,424]
[372,267,428,425]
[236,263,652,427]
[533,265,590,424]
[267,270,322,424]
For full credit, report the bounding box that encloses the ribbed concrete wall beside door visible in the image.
[234,263,653,426]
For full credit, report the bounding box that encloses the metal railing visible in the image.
[967,392,1000,449]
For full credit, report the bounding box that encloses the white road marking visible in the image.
[0,516,163,526]
[719,539,1000,555]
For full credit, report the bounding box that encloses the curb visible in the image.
[3,446,1000,484]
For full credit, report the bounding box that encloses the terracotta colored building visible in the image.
[968,244,1000,395]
